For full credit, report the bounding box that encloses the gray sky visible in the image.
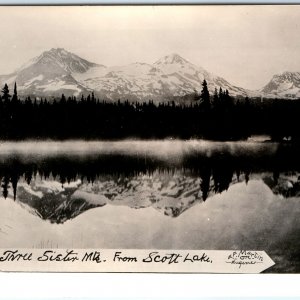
[0,5,299,90]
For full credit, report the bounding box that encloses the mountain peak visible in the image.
[51,47,66,51]
[42,48,81,61]
[7,48,248,99]
[276,71,300,79]
[154,53,190,65]
[266,71,300,82]
[47,47,70,56]
[18,48,98,74]
[261,71,300,97]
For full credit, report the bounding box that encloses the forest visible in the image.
[0,80,299,141]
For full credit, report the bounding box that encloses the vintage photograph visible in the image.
[0,5,299,273]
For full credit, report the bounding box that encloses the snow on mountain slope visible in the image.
[13,164,251,224]
[3,48,300,101]
[0,49,252,100]
[15,173,204,223]
[74,53,249,100]
[5,48,299,100]
[151,53,249,97]
[18,48,100,74]
[0,48,99,97]
[261,71,300,99]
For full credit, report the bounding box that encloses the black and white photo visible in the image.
[0,5,299,273]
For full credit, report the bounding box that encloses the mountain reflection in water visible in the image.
[0,141,300,273]
[0,141,298,223]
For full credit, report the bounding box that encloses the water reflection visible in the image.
[0,141,299,223]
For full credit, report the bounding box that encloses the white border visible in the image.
[0,0,300,4]
[0,3,299,299]
[1,273,300,298]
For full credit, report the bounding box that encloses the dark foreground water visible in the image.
[0,140,299,273]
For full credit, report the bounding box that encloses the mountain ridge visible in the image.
[0,48,298,100]
[261,71,300,98]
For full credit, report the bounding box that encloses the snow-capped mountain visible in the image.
[0,48,101,97]
[261,71,300,98]
[1,48,299,101]
[18,47,99,74]
[73,52,250,100]
[11,170,300,224]
[0,48,250,100]
[14,169,243,223]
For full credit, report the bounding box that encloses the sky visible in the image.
[0,5,299,89]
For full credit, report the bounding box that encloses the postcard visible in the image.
[0,5,299,273]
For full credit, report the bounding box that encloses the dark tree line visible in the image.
[0,80,299,141]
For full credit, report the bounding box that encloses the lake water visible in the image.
[0,140,299,273]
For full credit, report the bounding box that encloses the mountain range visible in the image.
[10,170,300,224]
[0,47,299,101]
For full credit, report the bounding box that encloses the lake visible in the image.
[0,140,299,273]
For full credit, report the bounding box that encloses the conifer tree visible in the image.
[61,94,66,104]
[218,87,223,100]
[11,82,18,103]
[2,83,11,104]
[224,89,233,109]
[200,79,210,110]
[213,87,219,107]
